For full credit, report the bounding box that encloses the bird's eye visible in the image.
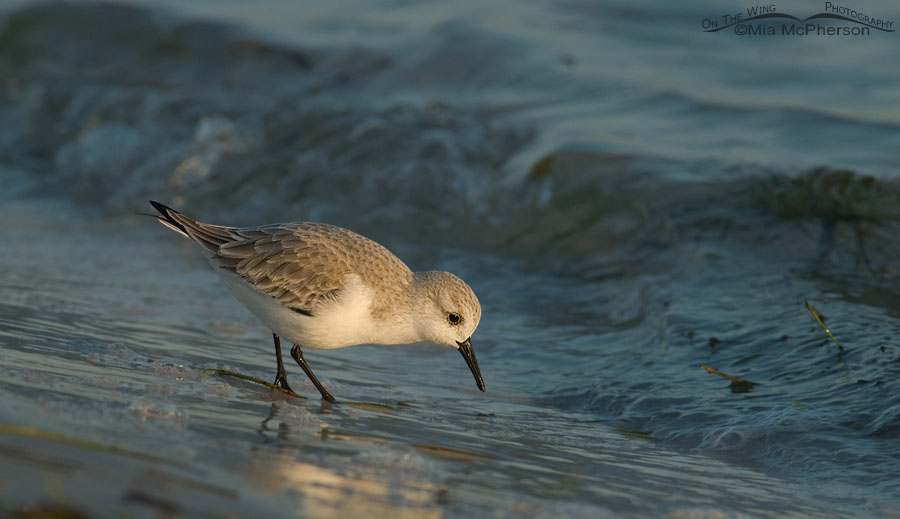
[448,313,462,325]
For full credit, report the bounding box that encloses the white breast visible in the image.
[216,270,415,349]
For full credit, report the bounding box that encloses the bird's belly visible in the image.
[216,269,381,350]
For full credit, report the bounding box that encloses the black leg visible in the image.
[290,344,336,402]
[272,333,293,392]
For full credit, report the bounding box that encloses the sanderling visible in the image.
[149,201,484,402]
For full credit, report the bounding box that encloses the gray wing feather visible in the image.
[152,202,412,317]
[215,225,355,314]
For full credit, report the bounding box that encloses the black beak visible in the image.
[456,338,485,392]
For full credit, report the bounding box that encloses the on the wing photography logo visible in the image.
[701,2,895,36]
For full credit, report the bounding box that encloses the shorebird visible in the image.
[149,201,484,402]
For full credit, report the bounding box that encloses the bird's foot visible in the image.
[273,372,294,394]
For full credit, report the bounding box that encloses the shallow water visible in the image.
[2,1,900,518]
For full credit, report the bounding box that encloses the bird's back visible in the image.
[151,202,413,317]
[220,222,414,317]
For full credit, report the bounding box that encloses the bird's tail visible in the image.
[148,200,236,254]
[149,200,191,238]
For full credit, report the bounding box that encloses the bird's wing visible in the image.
[214,224,355,316]
[150,201,410,316]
